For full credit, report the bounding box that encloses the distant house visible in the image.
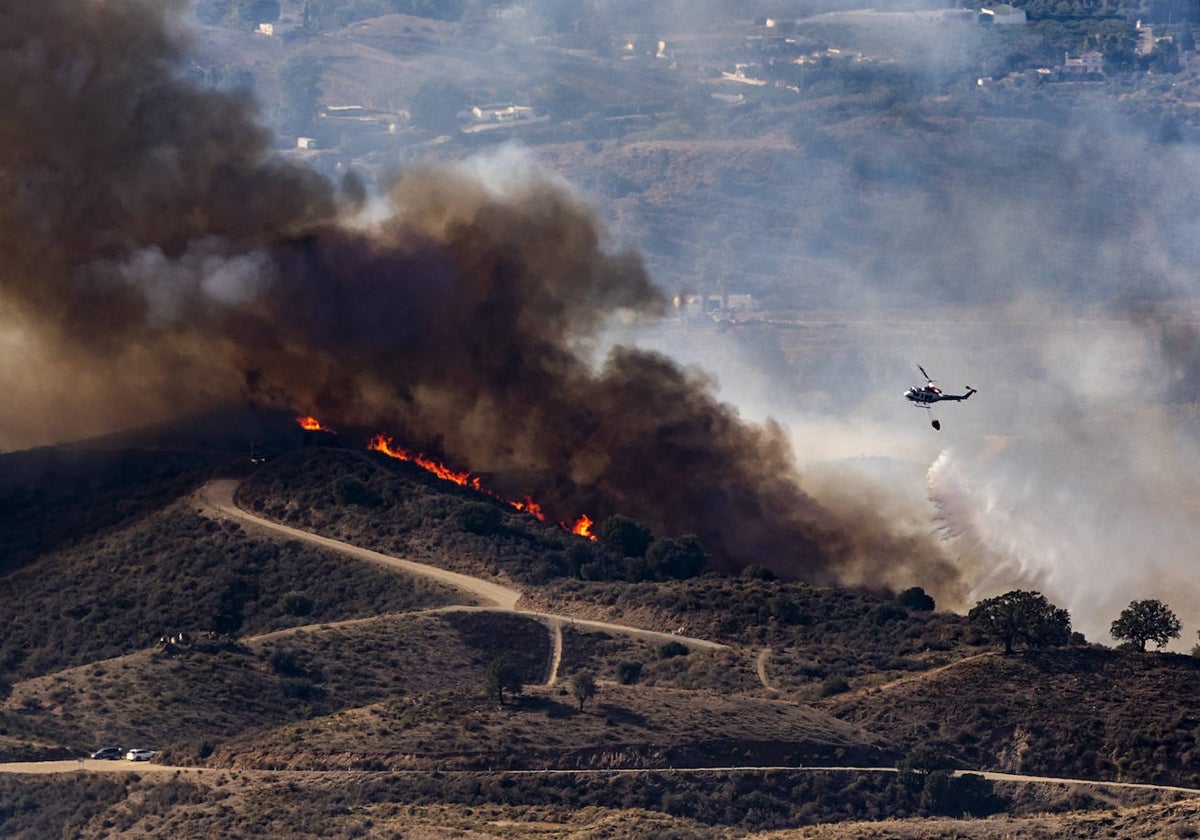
[296,137,318,150]
[720,63,768,86]
[979,5,1026,25]
[674,293,755,320]
[1064,50,1103,74]
[471,103,535,123]
[1136,22,1155,56]
[257,19,297,36]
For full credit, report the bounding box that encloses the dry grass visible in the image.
[825,646,1200,788]
[753,792,1200,839]
[0,611,552,760]
[215,680,890,772]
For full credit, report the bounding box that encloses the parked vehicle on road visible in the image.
[125,749,155,761]
[90,747,123,760]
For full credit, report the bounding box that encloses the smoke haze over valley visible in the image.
[5,0,1200,640]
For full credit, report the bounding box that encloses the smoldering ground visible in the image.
[0,0,963,599]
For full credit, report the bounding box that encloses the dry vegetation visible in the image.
[0,499,467,682]
[5,433,1200,837]
[825,646,1200,788]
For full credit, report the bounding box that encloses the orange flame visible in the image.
[569,514,596,540]
[367,434,482,490]
[512,497,546,521]
[296,416,336,433]
[566,516,595,542]
[367,433,597,535]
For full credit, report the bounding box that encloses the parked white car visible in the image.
[125,749,155,762]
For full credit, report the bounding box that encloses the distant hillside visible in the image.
[185,9,1200,311]
[827,646,1200,788]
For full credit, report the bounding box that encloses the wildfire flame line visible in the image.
[367,433,482,490]
[364,431,596,540]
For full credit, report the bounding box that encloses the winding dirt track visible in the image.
[195,479,729,670]
[199,479,523,610]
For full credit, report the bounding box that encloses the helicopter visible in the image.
[904,365,976,430]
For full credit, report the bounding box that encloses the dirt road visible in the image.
[5,760,1199,799]
[194,479,729,675]
[198,479,522,610]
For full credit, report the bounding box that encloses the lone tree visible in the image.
[968,590,1071,654]
[896,586,936,612]
[598,515,654,558]
[569,671,597,711]
[645,535,709,580]
[1110,599,1181,652]
[484,655,523,707]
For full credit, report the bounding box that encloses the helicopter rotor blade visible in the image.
[918,364,931,382]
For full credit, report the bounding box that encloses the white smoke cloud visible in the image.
[926,329,1200,646]
[104,238,275,326]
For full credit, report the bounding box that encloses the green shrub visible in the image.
[454,502,503,536]
[598,515,654,558]
[616,661,643,685]
[658,641,689,660]
[268,647,303,677]
[278,591,313,617]
[334,477,379,508]
[819,673,850,697]
[896,587,935,611]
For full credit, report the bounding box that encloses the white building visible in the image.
[1064,50,1103,74]
[471,103,535,123]
[980,5,1027,25]
[674,293,755,319]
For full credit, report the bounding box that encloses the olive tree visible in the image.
[968,590,1071,654]
[569,671,597,711]
[1110,599,1181,652]
[484,655,523,707]
[598,515,654,558]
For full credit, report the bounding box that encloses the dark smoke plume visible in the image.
[0,0,961,598]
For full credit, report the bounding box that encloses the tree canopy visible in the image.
[1110,599,1181,652]
[598,515,654,558]
[484,655,523,706]
[569,671,597,711]
[896,586,936,612]
[968,590,1071,654]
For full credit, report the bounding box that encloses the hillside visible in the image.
[2,431,1200,836]
[825,646,1200,788]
